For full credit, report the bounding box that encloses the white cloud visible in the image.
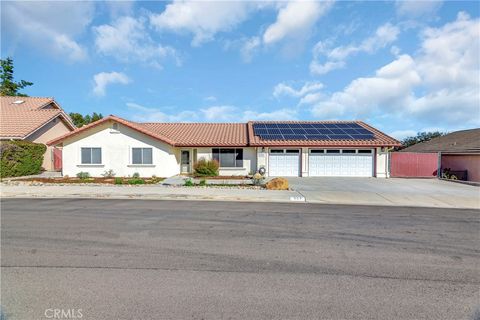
[93,72,131,97]
[310,12,480,126]
[204,96,217,102]
[310,23,400,75]
[94,16,179,68]
[310,61,346,76]
[396,1,442,17]
[150,0,333,60]
[1,1,93,61]
[273,81,324,98]
[149,1,259,46]
[201,106,238,121]
[263,1,334,45]
[389,129,417,140]
[242,108,298,121]
[240,37,262,63]
[127,102,297,123]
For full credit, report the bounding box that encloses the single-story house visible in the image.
[400,128,480,182]
[0,96,76,171]
[47,115,400,178]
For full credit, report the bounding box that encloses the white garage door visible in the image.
[309,149,373,177]
[269,149,300,177]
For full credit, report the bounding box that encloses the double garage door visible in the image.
[268,149,374,177]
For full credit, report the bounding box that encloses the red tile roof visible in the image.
[140,122,248,147]
[47,115,177,146]
[247,121,401,147]
[0,96,75,139]
[48,114,400,148]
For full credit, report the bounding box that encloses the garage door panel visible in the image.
[309,152,373,177]
[269,153,300,177]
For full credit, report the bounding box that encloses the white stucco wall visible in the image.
[62,122,180,178]
[376,147,389,178]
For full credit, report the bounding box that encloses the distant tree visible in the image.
[401,131,446,148]
[0,57,33,96]
[69,112,103,128]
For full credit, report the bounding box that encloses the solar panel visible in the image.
[307,134,330,140]
[333,123,350,128]
[342,129,359,134]
[282,134,306,140]
[291,128,306,134]
[302,123,315,128]
[268,128,282,134]
[254,128,268,135]
[329,128,346,134]
[264,123,278,129]
[348,123,363,129]
[253,122,375,141]
[280,128,294,134]
[353,128,372,134]
[289,123,304,129]
[317,129,333,134]
[254,123,267,129]
[304,128,319,134]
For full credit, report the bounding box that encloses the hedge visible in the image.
[0,140,46,178]
[193,158,219,177]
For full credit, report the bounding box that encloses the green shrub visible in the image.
[76,171,90,179]
[184,178,194,187]
[193,158,219,177]
[0,141,46,178]
[101,169,116,178]
[114,177,123,185]
[132,172,140,178]
[199,178,207,186]
[128,178,145,185]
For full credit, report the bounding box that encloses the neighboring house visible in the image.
[47,115,400,178]
[0,96,76,171]
[400,129,480,182]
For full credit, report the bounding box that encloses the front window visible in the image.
[81,147,101,164]
[132,148,153,164]
[212,148,243,167]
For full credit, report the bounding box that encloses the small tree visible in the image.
[0,57,33,96]
[69,112,104,127]
[401,131,446,148]
[193,158,219,177]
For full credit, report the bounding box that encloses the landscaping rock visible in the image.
[265,177,289,190]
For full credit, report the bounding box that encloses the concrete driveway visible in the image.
[288,177,480,209]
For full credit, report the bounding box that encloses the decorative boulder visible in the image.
[265,177,289,190]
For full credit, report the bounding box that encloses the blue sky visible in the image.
[1,1,479,139]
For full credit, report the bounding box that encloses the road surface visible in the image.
[1,199,479,319]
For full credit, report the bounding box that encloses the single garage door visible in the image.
[309,149,373,177]
[269,149,300,177]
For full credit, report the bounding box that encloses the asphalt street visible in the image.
[1,198,479,320]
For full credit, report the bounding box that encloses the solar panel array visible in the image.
[253,122,375,141]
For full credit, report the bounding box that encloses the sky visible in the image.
[1,0,479,140]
